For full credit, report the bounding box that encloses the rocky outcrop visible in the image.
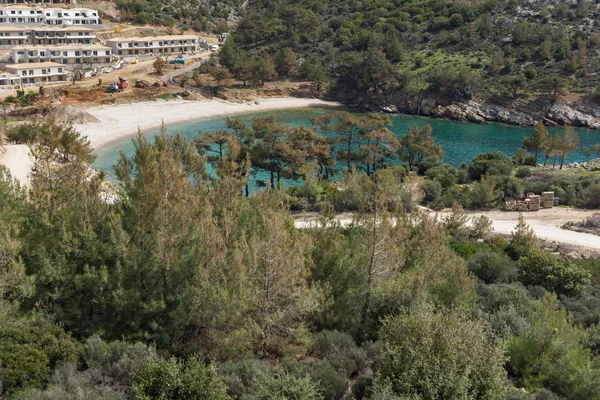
[354,92,600,129]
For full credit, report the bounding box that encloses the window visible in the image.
[41,69,46,74]
[21,71,26,76]
[58,68,63,72]
[28,70,33,75]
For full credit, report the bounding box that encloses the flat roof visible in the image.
[35,26,95,32]
[1,5,97,11]
[6,61,65,68]
[11,44,110,50]
[0,25,95,31]
[0,25,32,30]
[106,35,198,42]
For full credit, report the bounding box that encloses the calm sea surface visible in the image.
[93,107,600,185]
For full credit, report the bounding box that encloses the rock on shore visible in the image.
[356,94,600,129]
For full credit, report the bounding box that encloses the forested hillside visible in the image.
[114,0,600,123]
[2,118,600,399]
[228,0,600,103]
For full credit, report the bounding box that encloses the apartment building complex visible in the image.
[0,25,29,45]
[31,26,94,44]
[0,6,99,25]
[0,0,74,4]
[12,44,111,64]
[3,61,70,84]
[106,35,198,56]
[0,25,94,46]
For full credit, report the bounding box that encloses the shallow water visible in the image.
[93,108,600,184]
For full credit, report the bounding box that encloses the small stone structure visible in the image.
[505,191,554,212]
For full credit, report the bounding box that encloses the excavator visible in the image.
[107,76,129,93]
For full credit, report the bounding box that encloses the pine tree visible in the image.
[524,121,549,165]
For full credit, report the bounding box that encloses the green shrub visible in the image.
[0,318,78,394]
[508,293,600,399]
[468,152,514,180]
[421,178,442,205]
[6,123,41,144]
[376,304,507,399]
[131,357,230,400]
[309,330,366,377]
[518,248,591,296]
[468,250,517,284]
[516,166,533,178]
[250,371,323,400]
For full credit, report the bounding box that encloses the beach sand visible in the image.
[73,97,341,149]
[0,144,33,188]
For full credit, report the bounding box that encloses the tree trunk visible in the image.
[346,134,352,171]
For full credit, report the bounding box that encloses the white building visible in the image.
[0,6,100,25]
[0,25,30,45]
[0,0,74,4]
[106,35,199,56]
[0,71,19,86]
[31,26,95,44]
[12,44,111,64]
[4,61,70,84]
[0,25,95,46]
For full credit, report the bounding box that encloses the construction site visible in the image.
[0,1,218,109]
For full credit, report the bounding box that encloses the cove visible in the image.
[93,107,600,179]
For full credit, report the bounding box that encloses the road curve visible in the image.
[294,209,600,251]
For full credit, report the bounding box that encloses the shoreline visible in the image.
[72,97,342,150]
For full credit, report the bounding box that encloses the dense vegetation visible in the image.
[161,0,600,105]
[2,119,600,399]
[116,0,238,31]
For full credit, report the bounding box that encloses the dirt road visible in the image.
[294,208,600,251]
[452,209,599,250]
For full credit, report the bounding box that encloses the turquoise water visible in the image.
[93,107,600,179]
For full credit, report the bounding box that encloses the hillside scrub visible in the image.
[1,120,600,398]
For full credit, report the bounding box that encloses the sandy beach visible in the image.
[0,144,33,188]
[73,97,341,149]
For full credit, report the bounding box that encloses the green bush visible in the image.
[131,357,230,400]
[468,152,514,180]
[516,166,533,178]
[0,318,78,394]
[468,250,517,284]
[518,248,591,296]
[425,164,458,188]
[6,123,41,144]
[249,371,323,400]
[309,330,366,376]
[376,305,506,399]
[421,178,442,205]
[508,294,600,399]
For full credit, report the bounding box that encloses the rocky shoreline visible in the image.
[351,93,600,129]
